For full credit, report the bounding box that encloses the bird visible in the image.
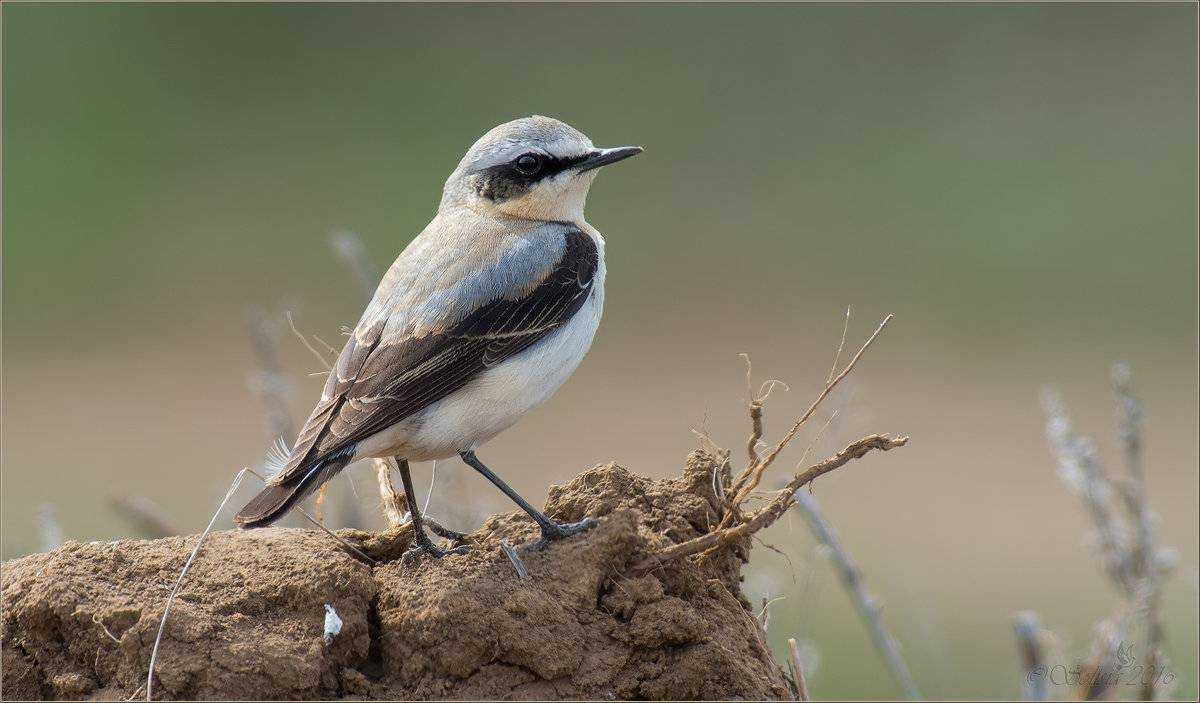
[235,116,641,558]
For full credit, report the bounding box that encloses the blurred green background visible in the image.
[3,3,1196,699]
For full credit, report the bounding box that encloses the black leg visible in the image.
[459,450,596,548]
[396,458,468,561]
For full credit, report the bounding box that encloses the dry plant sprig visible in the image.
[1110,363,1166,702]
[740,353,790,468]
[1039,364,1175,702]
[631,434,907,574]
[147,468,251,701]
[501,541,530,580]
[787,637,811,702]
[1076,617,1127,701]
[1042,390,1132,593]
[92,612,121,644]
[757,594,787,631]
[1012,611,1049,701]
[794,488,921,700]
[722,314,892,525]
[375,458,409,528]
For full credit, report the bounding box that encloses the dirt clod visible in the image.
[2,453,790,700]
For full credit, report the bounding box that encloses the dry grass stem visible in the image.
[1076,618,1126,701]
[1012,611,1048,701]
[724,314,893,523]
[240,467,377,565]
[1039,364,1176,702]
[787,637,811,702]
[93,613,121,644]
[375,458,409,529]
[826,306,852,385]
[1110,363,1165,701]
[1042,390,1133,592]
[313,484,330,523]
[631,434,907,573]
[147,467,250,701]
[297,510,377,566]
[286,310,337,372]
[500,541,530,580]
[793,488,920,700]
[757,594,786,631]
[739,354,788,468]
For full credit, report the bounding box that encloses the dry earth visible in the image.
[2,451,793,700]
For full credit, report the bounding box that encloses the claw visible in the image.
[401,535,470,565]
[526,517,598,551]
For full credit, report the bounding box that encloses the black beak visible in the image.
[576,146,643,173]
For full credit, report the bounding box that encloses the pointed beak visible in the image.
[576,146,643,173]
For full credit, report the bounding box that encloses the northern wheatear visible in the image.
[235,116,641,556]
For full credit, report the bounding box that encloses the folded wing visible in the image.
[243,226,598,513]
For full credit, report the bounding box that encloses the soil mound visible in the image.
[2,452,791,700]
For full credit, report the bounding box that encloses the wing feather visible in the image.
[268,226,598,486]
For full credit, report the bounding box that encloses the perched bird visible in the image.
[235,116,641,557]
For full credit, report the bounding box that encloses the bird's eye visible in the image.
[514,153,542,175]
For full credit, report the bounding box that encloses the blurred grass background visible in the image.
[3,3,1196,699]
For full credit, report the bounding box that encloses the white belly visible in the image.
[353,266,605,462]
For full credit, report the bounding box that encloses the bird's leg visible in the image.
[397,458,468,561]
[459,450,597,549]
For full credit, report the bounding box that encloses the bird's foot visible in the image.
[526,517,599,551]
[427,520,469,544]
[401,532,469,565]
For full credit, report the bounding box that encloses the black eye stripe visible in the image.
[506,152,591,180]
[539,152,591,175]
[471,151,595,201]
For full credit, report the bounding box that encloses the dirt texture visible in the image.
[2,451,792,700]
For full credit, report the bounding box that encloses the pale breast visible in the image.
[351,231,606,462]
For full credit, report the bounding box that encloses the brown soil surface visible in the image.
[2,451,792,700]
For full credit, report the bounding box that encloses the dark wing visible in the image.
[274,228,598,484]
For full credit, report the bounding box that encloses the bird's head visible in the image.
[440,115,641,221]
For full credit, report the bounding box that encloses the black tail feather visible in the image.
[235,446,355,528]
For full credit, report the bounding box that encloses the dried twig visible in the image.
[1042,390,1132,593]
[92,613,121,644]
[724,315,892,522]
[1012,611,1048,701]
[756,594,786,632]
[793,488,920,700]
[500,541,530,580]
[1039,365,1177,702]
[286,310,337,373]
[744,355,765,468]
[375,458,408,528]
[1111,363,1164,701]
[313,484,329,523]
[787,637,811,702]
[108,496,180,539]
[1076,617,1126,701]
[631,434,907,573]
[826,306,851,385]
[298,510,377,566]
